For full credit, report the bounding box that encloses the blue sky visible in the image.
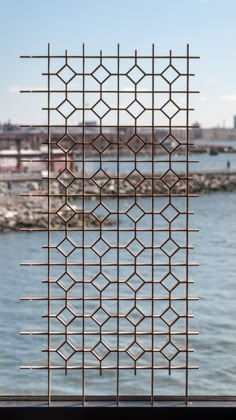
[0,0,235,128]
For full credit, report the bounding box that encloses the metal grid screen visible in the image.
[21,44,199,404]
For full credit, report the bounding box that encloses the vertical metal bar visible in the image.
[47,42,51,405]
[82,42,85,405]
[151,43,155,404]
[185,43,190,405]
[133,50,137,376]
[64,50,69,374]
[168,50,172,377]
[99,49,103,375]
[116,42,120,406]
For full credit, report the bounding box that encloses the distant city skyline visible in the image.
[0,0,235,128]
[1,116,236,130]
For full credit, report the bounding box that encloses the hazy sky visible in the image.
[0,0,235,128]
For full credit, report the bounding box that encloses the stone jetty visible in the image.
[0,170,236,196]
[0,170,236,231]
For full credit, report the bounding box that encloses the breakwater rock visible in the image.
[0,197,110,232]
[0,171,236,231]
[1,171,236,196]
[189,172,236,193]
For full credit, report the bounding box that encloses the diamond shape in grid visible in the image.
[91,307,111,326]
[127,238,144,257]
[126,169,144,188]
[92,65,111,84]
[127,134,145,153]
[91,341,110,361]
[56,272,76,292]
[161,100,180,119]
[160,134,180,153]
[56,237,76,257]
[57,64,76,84]
[126,100,145,119]
[161,65,180,84]
[91,273,111,292]
[161,238,179,257]
[57,203,76,223]
[92,134,110,153]
[92,203,110,222]
[127,203,145,223]
[161,169,179,189]
[160,203,180,223]
[160,341,179,361]
[92,169,110,188]
[92,99,110,119]
[92,238,110,257]
[57,99,76,119]
[126,273,145,292]
[127,65,145,84]
[57,134,76,153]
[57,306,76,326]
[161,273,179,291]
[56,169,76,188]
[56,340,76,361]
[160,307,179,326]
[126,307,145,326]
[126,341,145,361]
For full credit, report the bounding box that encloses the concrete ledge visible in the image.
[1,395,236,407]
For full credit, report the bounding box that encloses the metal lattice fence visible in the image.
[20,43,199,404]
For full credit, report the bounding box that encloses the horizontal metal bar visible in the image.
[43,347,195,353]
[42,313,194,319]
[18,159,200,163]
[43,245,194,250]
[19,124,202,128]
[20,331,199,336]
[20,262,199,267]
[20,365,199,370]
[19,193,199,199]
[21,89,200,94]
[20,228,199,233]
[20,54,200,59]
[21,296,198,301]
